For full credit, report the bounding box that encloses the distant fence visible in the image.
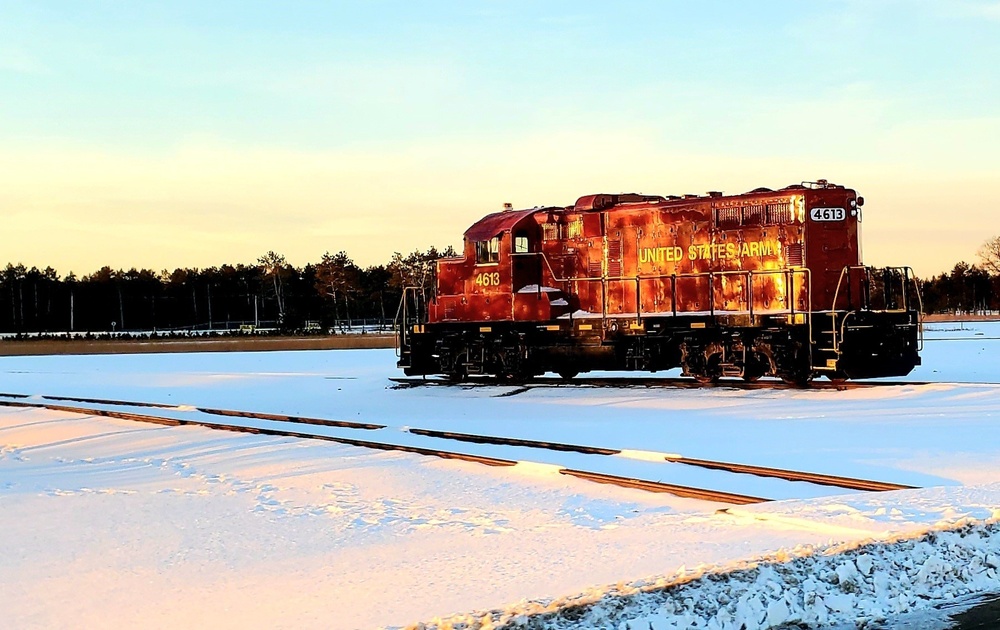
[0,318,398,341]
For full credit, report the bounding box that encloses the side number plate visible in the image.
[810,207,846,222]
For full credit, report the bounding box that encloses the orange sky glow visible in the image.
[1,2,998,279]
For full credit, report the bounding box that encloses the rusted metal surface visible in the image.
[663,456,916,492]
[559,468,769,504]
[406,425,916,492]
[462,207,540,241]
[0,399,521,468]
[430,181,864,324]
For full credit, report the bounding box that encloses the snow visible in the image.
[420,509,1000,630]
[516,285,562,294]
[1,321,1000,628]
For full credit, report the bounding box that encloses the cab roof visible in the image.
[463,208,540,241]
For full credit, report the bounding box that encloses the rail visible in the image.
[407,425,915,492]
[389,375,931,391]
[13,391,916,497]
[0,396,769,504]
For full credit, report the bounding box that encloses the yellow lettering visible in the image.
[637,241,786,263]
[637,245,697,264]
[475,272,501,286]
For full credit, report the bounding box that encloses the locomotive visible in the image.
[397,180,921,384]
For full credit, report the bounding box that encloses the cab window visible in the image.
[475,237,500,264]
[513,231,529,253]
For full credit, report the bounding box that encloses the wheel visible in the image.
[557,370,579,381]
[447,352,469,383]
[688,352,722,385]
[742,352,768,383]
[499,369,532,384]
[825,371,849,387]
[773,341,811,387]
[780,372,813,387]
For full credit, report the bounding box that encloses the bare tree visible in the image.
[315,251,360,331]
[978,235,1000,275]
[388,246,457,298]
[258,251,289,324]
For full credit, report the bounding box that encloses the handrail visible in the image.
[511,252,810,323]
[394,286,422,359]
[831,265,916,314]
[908,268,925,351]
[514,251,803,288]
[393,289,406,358]
[828,265,921,356]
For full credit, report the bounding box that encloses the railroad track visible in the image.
[406,428,915,493]
[0,392,917,504]
[389,376,932,392]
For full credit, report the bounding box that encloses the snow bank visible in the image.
[409,514,1000,630]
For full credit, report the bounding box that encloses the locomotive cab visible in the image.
[428,207,572,326]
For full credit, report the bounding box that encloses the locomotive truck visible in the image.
[397,180,921,385]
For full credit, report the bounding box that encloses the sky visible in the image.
[1,0,998,278]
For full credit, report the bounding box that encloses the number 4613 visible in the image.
[475,272,501,286]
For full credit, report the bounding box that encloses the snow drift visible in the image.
[410,514,1000,630]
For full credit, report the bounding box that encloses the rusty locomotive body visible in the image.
[398,181,921,384]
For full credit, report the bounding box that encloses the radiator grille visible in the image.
[785,243,804,267]
[607,239,622,259]
[606,239,622,277]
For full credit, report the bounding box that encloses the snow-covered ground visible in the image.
[1,322,999,628]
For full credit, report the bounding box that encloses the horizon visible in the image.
[2,1,998,278]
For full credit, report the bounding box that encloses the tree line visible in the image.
[919,236,1000,315]
[0,247,453,335]
[0,235,997,335]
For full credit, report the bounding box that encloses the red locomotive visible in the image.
[398,180,921,384]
